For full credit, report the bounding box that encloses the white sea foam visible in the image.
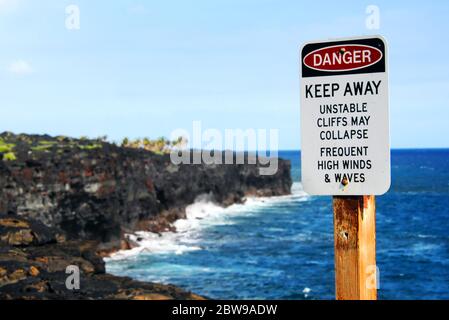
[302,287,312,298]
[105,182,308,261]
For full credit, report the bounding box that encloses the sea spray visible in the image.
[105,182,308,261]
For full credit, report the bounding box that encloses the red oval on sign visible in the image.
[303,44,382,72]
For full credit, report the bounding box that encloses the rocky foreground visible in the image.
[0,214,204,299]
[0,132,292,299]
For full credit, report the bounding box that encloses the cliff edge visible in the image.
[0,132,291,249]
[0,132,292,299]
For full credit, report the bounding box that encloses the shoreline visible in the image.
[106,181,305,264]
[105,181,308,299]
[103,185,299,260]
[0,132,292,299]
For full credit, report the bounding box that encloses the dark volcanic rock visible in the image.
[0,132,292,247]
[0,215,62,247]
[0,132,292,299]
[0,214,203,300]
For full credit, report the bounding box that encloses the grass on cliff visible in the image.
[30,140,57,152]
[3,152,17,161]
[1,133,185,160]
[79,143,102,150]
[0,139,14,152]
[0,145,12,153]
[0,138,17,161]
[1,134,104,160]
[30,139,102,152]
[121,136,188,154]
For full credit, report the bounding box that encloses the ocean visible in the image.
[106,150,449,300]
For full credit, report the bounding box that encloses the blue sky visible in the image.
[1,0,448,149]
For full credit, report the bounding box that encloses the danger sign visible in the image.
[300,36,390,195]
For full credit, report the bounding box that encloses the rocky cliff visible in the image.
[0,132,292,249]
[0,214,204,300]
[0,132,291,299]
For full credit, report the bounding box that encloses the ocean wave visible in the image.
[105,182,308,261]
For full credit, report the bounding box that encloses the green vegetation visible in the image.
[0,138,17,161]
[1,133,186,160]
[120,136,188,154]
[3,152,17,161]
[0,145,12,153]
[30,140,57,152]
[0,139,15,153]
[79,143,102,150]
[31,145,52,152]
[39,140,57,146]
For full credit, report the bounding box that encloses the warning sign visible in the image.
[300,36,390,195]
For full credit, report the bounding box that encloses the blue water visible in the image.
[106,150,449,299]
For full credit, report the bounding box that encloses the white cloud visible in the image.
[8,60,34,75]
[0,0,20,13]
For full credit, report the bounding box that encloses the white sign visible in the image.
[300,36,390,195]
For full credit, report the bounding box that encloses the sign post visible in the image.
[333,195,376,300]
[300,36,389,300]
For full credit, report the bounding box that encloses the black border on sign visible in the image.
[301,37,386,78]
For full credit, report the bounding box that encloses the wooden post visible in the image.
[333,195,377,300]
